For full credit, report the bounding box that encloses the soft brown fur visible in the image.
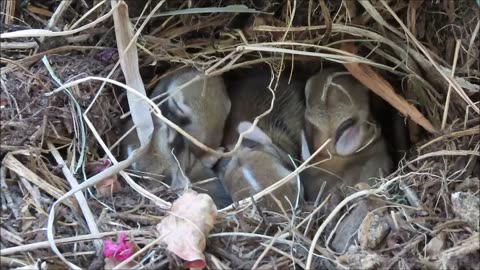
[302,67,392,199]
[151,67,231,165]
[223,70,305,159]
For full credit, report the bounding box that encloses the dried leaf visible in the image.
[340,42,437,134]
[157,190,217,268]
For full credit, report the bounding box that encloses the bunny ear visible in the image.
[237,121,273,145]
[168,94,192,118]
[301,129,311,161]
[304,76,315,103]
[335,123,364,156]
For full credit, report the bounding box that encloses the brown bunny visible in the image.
[219,121,303,212]
[302,67,392,201]
[119,117,232,208]
[151,67,231,168]
[218,69,306,211]
[222,69,305,158]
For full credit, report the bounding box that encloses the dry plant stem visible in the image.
[44,2,157,268]
[208,232,295,245]
[386,235,424,269]
[252,231,283,269]
[0,2,121,39]
[465,20,480,71]
[295,194,332,232]
[69,0,107,30]
[341,42,437,134]
[434,232,480,267]
[0,230,149,256]
[379,0,479,114]
[46,142,102,252]
[408,149,480,164]
[1,153,76,209]
[0,166,19,218]
[46,0,71,29]
[3,0,15,25]
[260,243,307,269]
[418,126,480,150]
[358,0,403,37]
[0,46,106,75]
[112,0,154,146]
[50,75,270,159]
[1,34,103,49]
[236,44,390,69]
[113,236,165,269]
[0,256,27,268]
[18,176,42,206]
[305,173,411,269]
[441,39,462,130]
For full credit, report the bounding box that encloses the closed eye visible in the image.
[335,118,356,142]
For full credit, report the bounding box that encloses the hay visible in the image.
[1,0,479,269]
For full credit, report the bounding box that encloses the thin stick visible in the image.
[47,142,102,252]
[113,235,165,269]
[252,231,283,269]
[0,230,150,256]
[46,0,71,29]
[441,39,462,130]
[379,0,479,114]
[305,173,412,269]
[0,2,121,39]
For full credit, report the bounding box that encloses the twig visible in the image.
[0,1,121,39]
[252,231,283,269]
[46,0,71,29]
[305,173,413,269]
[113,235,165,269]
[379,0,479,114]
[0,230,151,256]
[0,166,19,218]
[69,0,107,30]
[1,153,76,209]
[441,39,462,130]
[418,126,480,150]
[47,142,103,252]
[409,149,480,164]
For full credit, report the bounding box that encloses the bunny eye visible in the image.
[335,118,356,142]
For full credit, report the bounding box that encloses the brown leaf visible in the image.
[157,190,217,268]
[341,42,438,134]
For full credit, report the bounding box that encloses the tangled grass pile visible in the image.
[1,0,479,269]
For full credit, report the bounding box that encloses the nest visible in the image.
[1,0,479,269]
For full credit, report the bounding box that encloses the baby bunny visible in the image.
[119,117,189,189]
[219,121,303,212]
[151,67,231,168]
[119,117,232,207]
[302,67,392,199]
[222,69,305,159]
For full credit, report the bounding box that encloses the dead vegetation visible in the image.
[1,0,479,269]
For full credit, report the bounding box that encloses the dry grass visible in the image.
[1,0,479,269]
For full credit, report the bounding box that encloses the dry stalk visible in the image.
[46,142,102,252]
[0,230,150,256]
[305,172,413,269]
[379,0,479,114]
[0,2,121,39]
[441,39,462,130]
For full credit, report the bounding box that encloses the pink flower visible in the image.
[103,233,134,261]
